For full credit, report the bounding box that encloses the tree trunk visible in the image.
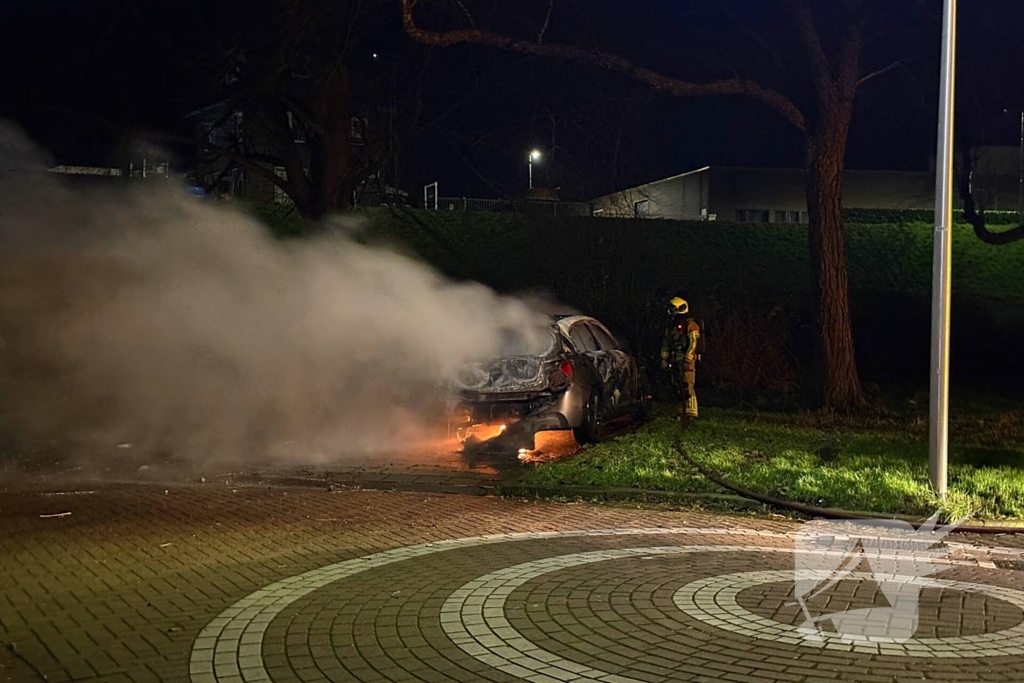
[804,107,864,409]
[319,66,352,215]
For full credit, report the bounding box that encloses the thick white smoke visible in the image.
[0,125,548,465]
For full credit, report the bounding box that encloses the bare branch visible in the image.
[272,93,324,136]
[452,0,476,29]
[162,132,292,193]
[836,0,868,99]
[857,59,908,87]
[401,0,807,133]
[718,0,787,77]
[538,0,555,44]
[197,144,290,192]
[785,0,830,98]
[200,164,234,194]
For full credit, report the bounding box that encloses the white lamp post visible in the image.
[929,0,957,499]
[528,149,542,189]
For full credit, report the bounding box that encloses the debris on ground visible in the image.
[38,512,71,519]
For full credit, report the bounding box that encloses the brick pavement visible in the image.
[2,483,1024,683]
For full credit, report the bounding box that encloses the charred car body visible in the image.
[448,315,649,450]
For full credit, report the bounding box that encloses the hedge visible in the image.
[357,209,1024,304]
[845,208,1021,225]
[295,207,1024,391]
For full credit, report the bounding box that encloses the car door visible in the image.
[587,322,638,413]
[567,322,603,392]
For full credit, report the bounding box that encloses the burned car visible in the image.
[448,315,649,451]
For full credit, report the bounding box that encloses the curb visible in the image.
[223,472,1024,529]
[498,483,766,509]
[955,519,1024,530]
[498,483,1024,529]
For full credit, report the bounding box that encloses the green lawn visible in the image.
[519,406,1024,522]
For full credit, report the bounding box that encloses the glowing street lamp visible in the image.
[528,149,542,189]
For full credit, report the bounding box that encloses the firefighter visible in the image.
[660,296,701,420]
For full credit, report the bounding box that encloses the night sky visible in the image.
[4,0,1024,201]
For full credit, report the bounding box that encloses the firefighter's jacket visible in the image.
[660,317,701,367]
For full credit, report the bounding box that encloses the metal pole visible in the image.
[529,160,533,190]
[929,0,957,499]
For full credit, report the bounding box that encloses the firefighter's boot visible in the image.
[685,395,698,420]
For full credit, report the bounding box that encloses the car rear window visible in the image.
[569,324,600,353]
[589,324,619,351]
[498,327,558,357]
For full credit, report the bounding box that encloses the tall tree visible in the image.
[400,0,922,408]
[189,0,435,219]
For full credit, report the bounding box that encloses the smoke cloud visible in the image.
[0,125,549,466]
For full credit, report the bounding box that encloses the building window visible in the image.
[287,111,308,143]
[634,199,650,217]
[273,166,291,205]
[775,210,802,223]
[736,209,769,223]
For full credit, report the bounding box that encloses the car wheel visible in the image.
[573,390,602,445]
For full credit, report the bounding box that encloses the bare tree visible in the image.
[189,0,435,219]
[400,0,918,408]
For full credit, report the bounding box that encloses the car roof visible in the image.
[550,314,603,336]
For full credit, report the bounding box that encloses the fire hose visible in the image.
[673,444,1024,536]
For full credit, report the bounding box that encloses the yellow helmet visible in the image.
[669,296,689,315]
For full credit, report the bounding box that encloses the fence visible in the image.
[435,196,595,217]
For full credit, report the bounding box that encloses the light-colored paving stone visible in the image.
[4,483,1024,682]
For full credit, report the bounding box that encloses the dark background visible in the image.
[5,0,1024,201]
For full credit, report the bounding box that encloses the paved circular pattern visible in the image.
[441,550,1024,682]
[674,570,1024,657]
[189,528,787,682]
[440,546,783,683]
[735,578,1024,638]
[190,527,1024,683]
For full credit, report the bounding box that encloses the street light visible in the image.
[528,149,542,190]
[929,0,956,499]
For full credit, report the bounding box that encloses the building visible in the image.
[590,150,1024,223]
[48,159,173,189]
[187,102,401,209]
[947,146,1023,214]
[186,101,314,204]
[590,166,952,223]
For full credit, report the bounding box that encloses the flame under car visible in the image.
[449,315,649,451]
